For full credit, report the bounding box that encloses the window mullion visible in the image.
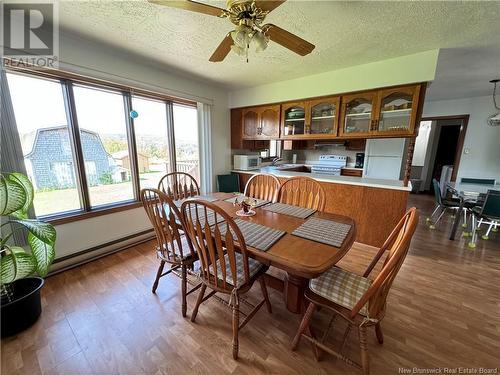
[165,101,176,174]
[123,93,140,200]
[62,80,91,212]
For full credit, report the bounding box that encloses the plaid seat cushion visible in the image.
[309,266,371,316]
[209,253,263,288]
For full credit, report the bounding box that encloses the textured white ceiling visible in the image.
[59,1,500,90]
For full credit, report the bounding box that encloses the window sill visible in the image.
[44,201,143,226]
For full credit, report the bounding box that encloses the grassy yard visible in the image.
[33,172,165,216]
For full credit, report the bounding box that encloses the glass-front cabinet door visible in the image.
[376,85,421,135]
[340,92,377,137]
[281,102,307,137]
[309,97,339,137]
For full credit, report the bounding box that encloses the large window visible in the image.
[5,69,200,220]
[73,85,134,206]
[131,96,171,189]
[7,73,82,216]
[173,104,200,184]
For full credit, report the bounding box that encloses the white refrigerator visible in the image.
[363,139,406,180]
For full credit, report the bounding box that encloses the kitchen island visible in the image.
[232,167,411,247]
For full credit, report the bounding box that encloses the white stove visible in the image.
[311,155,347,176]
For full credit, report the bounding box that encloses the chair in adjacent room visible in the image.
[158,172,200,200]
[181,200,272,360]
[277,176,326,211]
[467,190,500,248]
[140,188,200,317]
[291,207,419,375]
[427,178,462,229]
[244,173,281,202]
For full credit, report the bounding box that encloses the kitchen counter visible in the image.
[232,166,411,192]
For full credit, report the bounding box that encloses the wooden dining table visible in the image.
[187,192,357,314]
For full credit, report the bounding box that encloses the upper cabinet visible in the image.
[241,105,280,140]
[339,92,378,138]
[231,83,425,146]
[281,97,340,139]
[375,85,420,136]
[339,84,422,138]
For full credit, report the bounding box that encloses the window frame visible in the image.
[5,67,198,224]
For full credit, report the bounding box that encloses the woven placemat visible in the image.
[263,202,316,219]
[217,219,286,251]
[174,195,218,207]
[224,196,270,208]
[292,217,351,247]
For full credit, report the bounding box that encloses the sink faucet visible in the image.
[271,157,283,166]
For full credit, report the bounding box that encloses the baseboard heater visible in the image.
[49,229,155,276]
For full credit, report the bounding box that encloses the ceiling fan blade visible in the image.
[262,24,315,56]
[255,0,286,13]
[209,33,234,62]
[148,0,227,17]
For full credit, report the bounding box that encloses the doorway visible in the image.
[411,115,469,193]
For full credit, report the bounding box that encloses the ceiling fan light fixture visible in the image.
[253,31,269,52]
[230,44,246,56]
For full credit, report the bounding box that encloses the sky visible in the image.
[7,72,198,145]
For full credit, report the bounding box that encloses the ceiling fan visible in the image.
[148,0,315,62]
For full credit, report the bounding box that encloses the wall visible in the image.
[229,50,439,108]
[422,95,500,183]
[27,31,231,261]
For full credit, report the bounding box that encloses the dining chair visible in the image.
[244,173,281,202]
[291,207,419,375]
[158,172,200,200]
[277,176,326,211]
[217,173,241,193]
[427,178,463,229]
[467,190,500,248]
[140,188,200,317]
[180,200,272,360]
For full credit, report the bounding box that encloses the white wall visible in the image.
[422,95,500,182]
[229,50,439,108]
[47,32,231,259]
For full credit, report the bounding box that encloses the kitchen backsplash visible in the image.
[282,146,360,167]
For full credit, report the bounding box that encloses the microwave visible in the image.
[233,155,261,170]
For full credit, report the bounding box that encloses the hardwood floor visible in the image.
[2,194,499,374]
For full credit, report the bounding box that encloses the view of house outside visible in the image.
[7,73,200,217]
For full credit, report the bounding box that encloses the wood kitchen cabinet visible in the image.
[241,105,280,140]
[281,97,340,139]
[338,84,423,139]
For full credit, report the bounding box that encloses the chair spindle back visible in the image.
[181,200,251,293]
[244,173,281,202]
[277,176,326,211]
[158,172,200,201]
[140,188,193,263]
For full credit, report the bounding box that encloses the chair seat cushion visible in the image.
[209,253,263,288]
[309,266,371,316]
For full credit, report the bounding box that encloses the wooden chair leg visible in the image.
[291,302,317,351]
[259,277,272,313]
[375,322,383,344]
[152,260,165,293]
[359,325,370,375]
[191,284,206,322]
[181,265,187,317]
[232,297,240,360]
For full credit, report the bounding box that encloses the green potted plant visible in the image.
[1,172,56,337]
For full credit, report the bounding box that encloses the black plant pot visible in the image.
[1,277,44,338]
